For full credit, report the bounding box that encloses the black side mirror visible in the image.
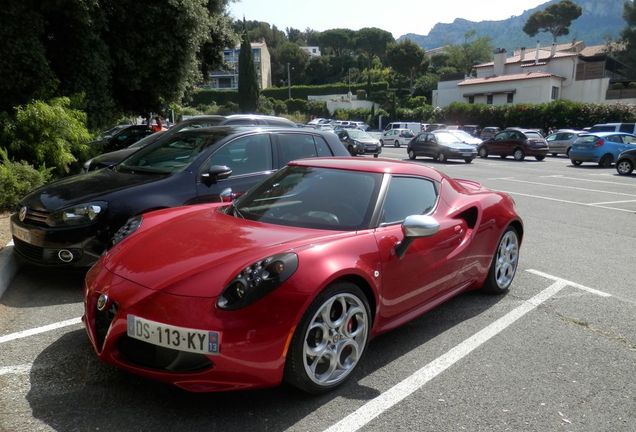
[395,215,440,259]
[201,165,232,185]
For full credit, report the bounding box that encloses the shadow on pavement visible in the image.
[1,266,86,308]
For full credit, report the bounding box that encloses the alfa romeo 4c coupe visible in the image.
[84,157,523,393]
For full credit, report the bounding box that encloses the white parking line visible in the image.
[589,199,636,205]
[498,190,636,213]
[495,178,636,197]
[0,317,82,344]
[525,269,611,297]
[0,364,32,376]
[323,280,568,432]
[541,175,636,187]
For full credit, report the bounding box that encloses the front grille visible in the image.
[12,238,43,261]
[95,303,118,350]
[118,336,213,372]
[25,209,50,227]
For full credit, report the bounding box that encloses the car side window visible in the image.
[278,134,321,166]
[619,124,635,133]
[380,176,438,224]
[207,134,273,176]
[494,132,507,141]
[416,133,426,143]
[606,135,623,143]
[622,135,636,144]
[314,137,332,156]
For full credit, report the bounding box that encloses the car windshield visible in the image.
[525,132,543,139]
[118,131,226,174]
[128,131,164,149]
[347,130,373,139]
[232,166,382,230]
[435,132,463,145]
[448,130,473,140]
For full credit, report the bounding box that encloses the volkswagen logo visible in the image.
[96,293,109,311]
[18,206,27,222]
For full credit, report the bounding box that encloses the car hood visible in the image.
[443,142,476,150]
[354,137,379,144]
[21,169,165,212]
[102,205,353,297]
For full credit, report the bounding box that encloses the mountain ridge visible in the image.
[399,0,626,51]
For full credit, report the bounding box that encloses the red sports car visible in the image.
[83,157,522,393]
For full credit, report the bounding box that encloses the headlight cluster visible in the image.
[111,215,142,247]
[217,252,298,310]
[50,202,107,226]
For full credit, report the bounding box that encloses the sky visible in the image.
[228,0,551,39]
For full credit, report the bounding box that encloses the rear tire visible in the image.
[438,152,447,163]
[464,158,473,164]
[571,160,582,166]
[551,153,558,157]
[481,226,520,294]
[284,282,371,394]
[394,140,400,148]
[500,155,507,159]
[380,140,385,147]
[478,147,488,158]
[535,155,545,161]
[599,154,613,168]
[513,148,525,161]
[616,159,634,175]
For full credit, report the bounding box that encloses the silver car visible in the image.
[545,129,584,157]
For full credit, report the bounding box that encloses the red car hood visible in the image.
[102,205,349,297]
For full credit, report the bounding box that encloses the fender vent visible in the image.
[456,207,478,229]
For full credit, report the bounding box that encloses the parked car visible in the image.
[589,122,636,134]
[83,157,523,393]
[350,121,371,131]
[380,128,415,147]
[480,127,501,140]
[90,125,154,153]
[337,129,381,157]
[615,147,636,175]
[384,122,423,135]
[440,129,483,147]
[459,125,480,137]
[569,132,636,167]
[407,130,477,163]
[10,127,349,267]
[544,129,584,157]
[478,128,549,161]
[82,115,297,172]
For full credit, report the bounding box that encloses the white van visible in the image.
[384,122,423,135]
[589,123,636,134]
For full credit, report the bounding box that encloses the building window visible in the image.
[468,96,474,104]
[507,93,514,104]
[486,95,493,104]
[551,86,559,100]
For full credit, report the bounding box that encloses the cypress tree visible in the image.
[238,30,259,113]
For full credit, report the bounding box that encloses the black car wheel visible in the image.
[599,154,613,168]
[535,155,545,161]
[566,148,571,157]
[478,147,488,158]
[464,158,473,164]
[347,145,355,156]
[438,152,447,163]
[380,140,385,147]
[513,148,525,161]
[373,153,379,158]
[285,282,370,393]
[500,155,507,159]
[551,153,558,157]
[408,149,416,160]
[571,159,582,166]
[616,159,634,175]
[394,140,400,148]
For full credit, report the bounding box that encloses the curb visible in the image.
[0,241,20,300]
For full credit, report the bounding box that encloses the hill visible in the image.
[399,0,626,51]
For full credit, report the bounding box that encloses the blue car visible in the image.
[570,132,636,167]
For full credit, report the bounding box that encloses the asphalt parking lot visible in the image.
[1,151,635,432]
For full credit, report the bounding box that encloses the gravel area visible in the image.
[1,212,12,249]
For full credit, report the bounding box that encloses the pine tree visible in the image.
[238,29,260,113]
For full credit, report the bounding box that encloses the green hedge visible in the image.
[191,82,390,107]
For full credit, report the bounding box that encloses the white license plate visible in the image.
[11,222,31,244]
[127,315,220,355]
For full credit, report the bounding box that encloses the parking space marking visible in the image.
[541,175,636,187]
[0,364,32,376]
[589,199,636,205]
[323,280,568,432]
[497,190,636,213]
[525,269,611,297]
[0,317,82,344]
[494,178,636,197]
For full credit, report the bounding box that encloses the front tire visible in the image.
[513,148,525,161]
[535,155,545,161]
[616,159,634,175]
[380,140,385,147]
[599,154,613,168]
[571,159,582,166]
[394,140,400,148]
[437,152,447,163]
[464,158,473,164]
[285,282,371,393]
[408,149,416,160]
[478,146,488,158]
[481,226,520,294]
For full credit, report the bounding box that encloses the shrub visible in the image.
[285,99,308,114]
[3,97,91,176]
[0,148,52,211]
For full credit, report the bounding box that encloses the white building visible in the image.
[300,46,321,57]
[433,41,635,107]
[209,41,272,90]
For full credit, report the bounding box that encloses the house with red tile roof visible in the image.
[432,41,635,107]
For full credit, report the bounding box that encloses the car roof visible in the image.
[579,131,636,137]
[290,157,446,182]
[174,125,332,138]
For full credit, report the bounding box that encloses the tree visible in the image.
[319,29,356,56]
[386,40,428,93]
[619,0,636,73]
[355,27,395,64]
[443,31,492,75]
[523,0,583,42]
[238,30,260,113]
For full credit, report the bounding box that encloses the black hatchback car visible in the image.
[11,126,349,267]
[90,125,154,153]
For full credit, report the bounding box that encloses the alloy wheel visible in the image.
[494,230,519,289]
